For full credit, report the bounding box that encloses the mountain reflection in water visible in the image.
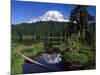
[23,53,64,74]
[42,53,62,64]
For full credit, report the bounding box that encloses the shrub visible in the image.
[62,37,96,70]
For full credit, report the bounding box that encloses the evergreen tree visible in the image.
[70,5,95,42]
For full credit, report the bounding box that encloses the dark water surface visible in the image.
[22,55,65,74]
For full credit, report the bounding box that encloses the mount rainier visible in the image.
[26,10,69,23]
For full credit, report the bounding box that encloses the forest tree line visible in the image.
[11,5,96,45]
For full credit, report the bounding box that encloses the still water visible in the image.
[22,53,65,74]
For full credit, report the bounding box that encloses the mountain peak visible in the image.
[27,10,69,23]
[45,10,63,16]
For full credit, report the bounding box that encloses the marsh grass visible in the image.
[11,42,44,75]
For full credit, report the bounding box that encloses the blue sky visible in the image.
[11,1,96,24]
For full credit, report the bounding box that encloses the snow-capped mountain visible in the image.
[26,10,69,23]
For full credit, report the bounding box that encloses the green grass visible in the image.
[11,43,24,75]
[11,42,44,75]
[21,43,44,56]
[61,37,96,69]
